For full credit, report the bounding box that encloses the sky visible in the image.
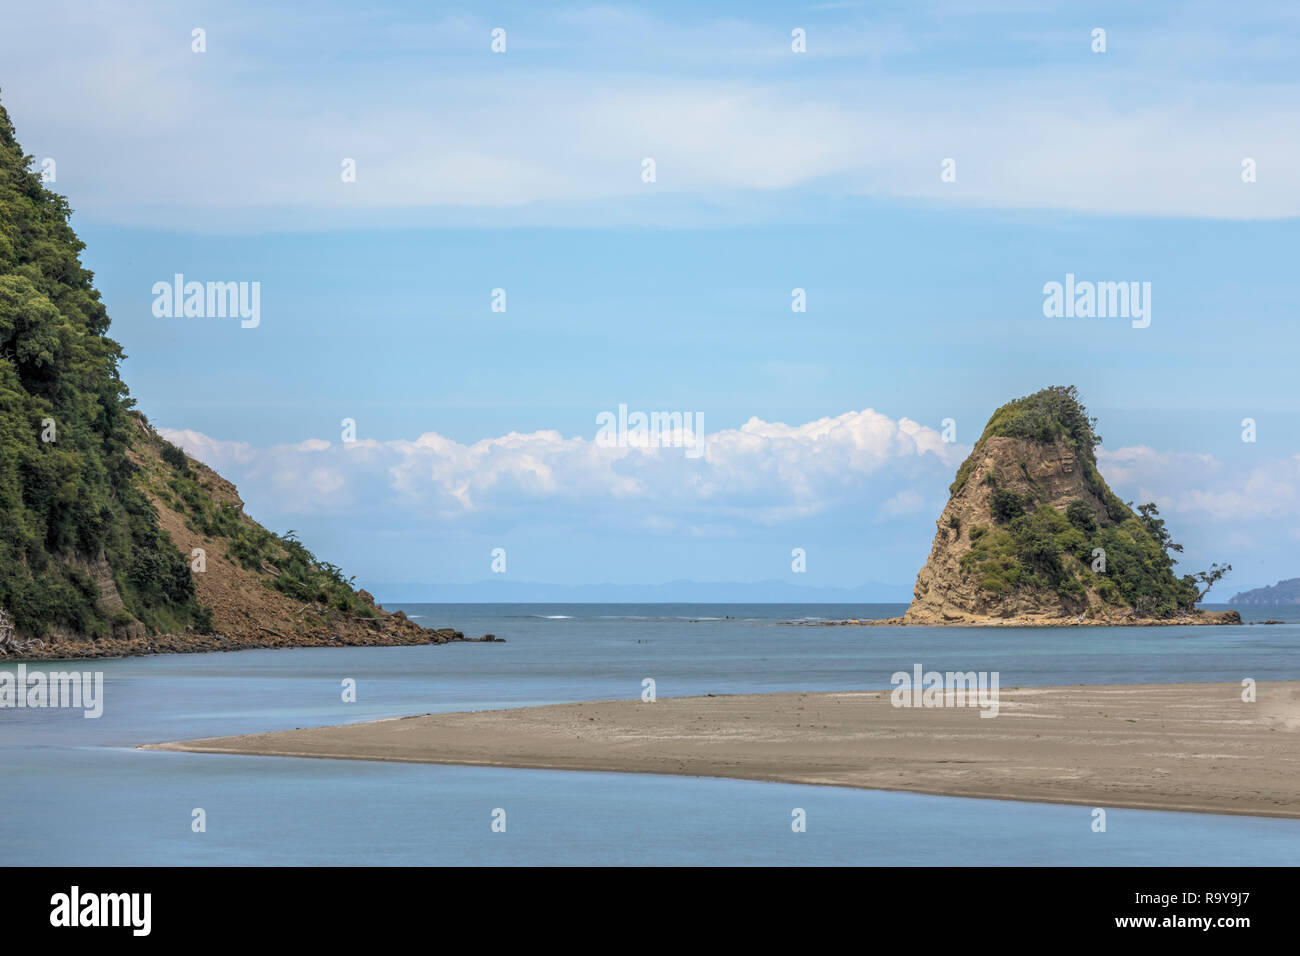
[2,1,1298,599]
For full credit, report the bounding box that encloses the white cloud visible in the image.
[160,408,965,527]
[1098,446,1300,521]
[157,429,256,466]
[4,2,1299,227]
[166,424,1295,534]
[157,420,1298,592]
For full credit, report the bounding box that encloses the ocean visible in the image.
[3,603,1298,865]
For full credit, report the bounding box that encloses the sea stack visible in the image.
[903,386,1239,625]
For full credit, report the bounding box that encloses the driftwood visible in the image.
[0,609,45,655]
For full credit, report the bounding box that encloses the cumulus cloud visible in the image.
[1098,446,1300,521]
[166,423,1295,535]
[158,422,1299,592]
[160,408,965,529]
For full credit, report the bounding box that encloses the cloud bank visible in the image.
[159,418,1299,595]
[162,408,963,533]
[163,419,1300,538]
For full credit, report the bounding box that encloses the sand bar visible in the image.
[145,681,1300,818]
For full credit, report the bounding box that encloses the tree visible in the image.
[1136,502,1182,565]
[0,93,208,637]
[1189,563,1232,602]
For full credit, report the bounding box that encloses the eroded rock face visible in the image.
[897,426,1239,627]
[66,550,126,616]
[906,437,1097,623]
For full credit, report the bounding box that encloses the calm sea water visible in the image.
[3,603,1298,865]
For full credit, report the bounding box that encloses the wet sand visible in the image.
[145,681,1300,818]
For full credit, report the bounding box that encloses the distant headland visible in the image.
[1230,578,1300,607]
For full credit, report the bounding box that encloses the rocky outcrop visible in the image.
[892,387,1238,627]
[908,436,1092,622]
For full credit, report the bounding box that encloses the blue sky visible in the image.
[3,1,1298,598]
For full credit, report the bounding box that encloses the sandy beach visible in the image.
[146,681,1300,818]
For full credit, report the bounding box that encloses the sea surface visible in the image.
[3,603,1298,866]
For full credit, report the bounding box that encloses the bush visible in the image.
[1066,499,1098,533]
[983,385,1102,452]
[990,488,1030,523]
[961,499,1199,616]
[159,440,191,475]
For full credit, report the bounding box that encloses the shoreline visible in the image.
[4,627,502,662]
[8,608,1262,662]
[145,681,1300,820]
[802,608,1245,627]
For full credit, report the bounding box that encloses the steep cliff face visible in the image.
[908,435,1101,621]
[902,386,1236,625]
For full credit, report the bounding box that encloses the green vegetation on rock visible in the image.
[961,501,1196,615]
[951,386,1229,617]
[951,385,1107,497]
[137,426,378,618]
[0,95,212,638]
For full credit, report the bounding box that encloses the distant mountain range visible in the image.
[1229,578,1300,606]
[372,579,914,604]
